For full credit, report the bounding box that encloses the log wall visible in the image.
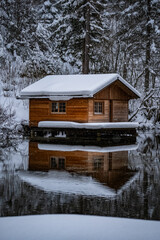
[111,101,128,122]
[30,98,88,126]
[88,100,110,123]
[94,82,130,100]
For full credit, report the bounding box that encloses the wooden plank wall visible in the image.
[94,82,131,101]
[112,101,128,122]
[109,83,130,100]
[29,98,88,126]
[94,88,110,99]
[88,99,110,123]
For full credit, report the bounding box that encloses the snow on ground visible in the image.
[38,121,139,129]
[0,214,160,240]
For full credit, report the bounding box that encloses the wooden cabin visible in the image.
[20,74,140,127]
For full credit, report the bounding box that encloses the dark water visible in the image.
[0,131,160,220]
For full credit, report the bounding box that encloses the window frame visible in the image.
[93,101,104,115]
[50,156,66,170]
[93,155,104,170]
[51,101,66,114]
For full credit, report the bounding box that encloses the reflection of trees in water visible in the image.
[0,133,160,219]
[128,132,160,219]
[0,165,160,220]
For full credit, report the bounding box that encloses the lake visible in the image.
[0,131,160,220]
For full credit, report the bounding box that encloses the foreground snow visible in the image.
[38,121,139,129]
[0,214,159,240]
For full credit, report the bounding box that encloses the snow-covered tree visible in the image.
[110,0,160,92]
[53,0,108,73]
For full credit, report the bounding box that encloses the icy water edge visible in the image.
[0,131,160,220]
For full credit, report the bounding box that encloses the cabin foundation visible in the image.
[29,126,137,146]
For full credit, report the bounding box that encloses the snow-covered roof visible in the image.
[20,74,141,98]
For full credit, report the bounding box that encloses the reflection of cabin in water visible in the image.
[29,142,137,190]
[20,74,140,127]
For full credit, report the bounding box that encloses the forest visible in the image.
[0,0,160,127]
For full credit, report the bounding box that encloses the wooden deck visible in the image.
[23,125,137,146]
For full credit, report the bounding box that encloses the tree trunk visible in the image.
[144,0,151,92]
[83,1,90,74]
[114,41,120,72]
[123,51,127,79]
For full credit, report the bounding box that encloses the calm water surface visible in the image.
[0,131,160,220]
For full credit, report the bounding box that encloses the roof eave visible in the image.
[19,94,93,99]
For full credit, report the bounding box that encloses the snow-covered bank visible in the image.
[0,95,29,139]
[0,214,160,240]
[0,95,29,126]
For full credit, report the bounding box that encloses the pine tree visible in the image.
[53,0,107,74]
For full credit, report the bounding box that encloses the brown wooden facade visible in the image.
[29,80,138,127]
[29,142,135,190]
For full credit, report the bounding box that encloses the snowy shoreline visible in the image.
[0,214,160,240]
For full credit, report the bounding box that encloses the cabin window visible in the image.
[94,102,104,114]
[93,156,104,170]
[50,157,57,168]
[51,102,66,113]
[52,102,59,112]
[59,158,65,169]
[59,102,66,112]
[50,157,65,169]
